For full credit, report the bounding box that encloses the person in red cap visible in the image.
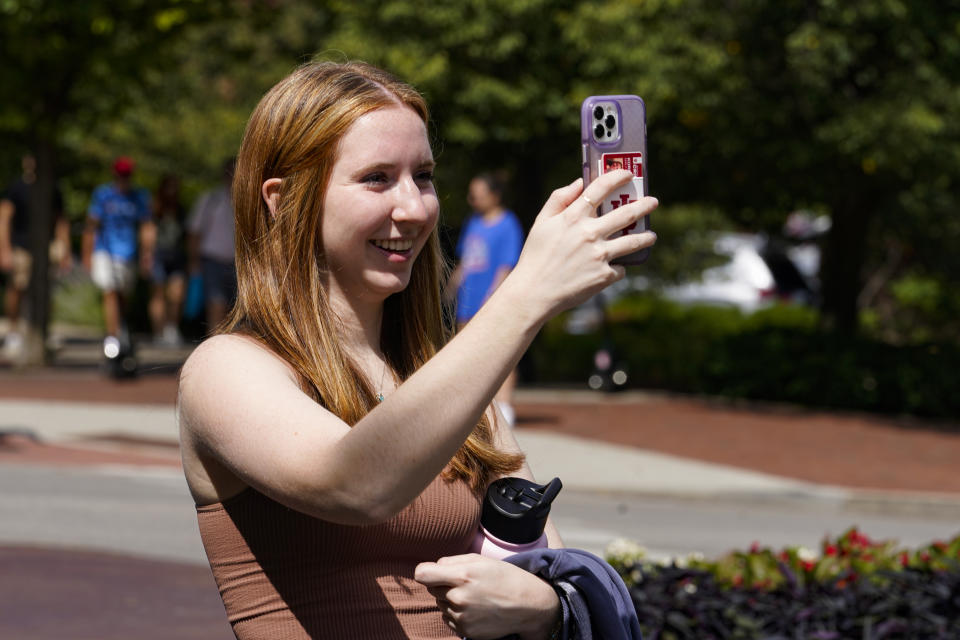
[82,156,155,361]
[113,156,135,176]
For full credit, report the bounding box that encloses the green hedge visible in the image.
[530,296,960,420]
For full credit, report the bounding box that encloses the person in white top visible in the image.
[186,157,237,333]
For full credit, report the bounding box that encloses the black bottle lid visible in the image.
[480,476,563,545]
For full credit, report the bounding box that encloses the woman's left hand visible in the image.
[415,553,560,640]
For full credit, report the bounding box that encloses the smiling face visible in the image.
[321,105,439,307]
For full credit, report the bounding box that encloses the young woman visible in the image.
[177,61,657,640]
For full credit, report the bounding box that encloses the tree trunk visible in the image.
[22,137,57,366]
[819,197,871,336]
[510,145,546,232]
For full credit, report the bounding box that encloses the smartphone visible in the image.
[580,95,650,264]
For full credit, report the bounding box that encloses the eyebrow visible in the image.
[351,158,436,177]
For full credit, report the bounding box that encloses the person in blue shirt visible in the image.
[82,156,154,356]
[448,172,525,426]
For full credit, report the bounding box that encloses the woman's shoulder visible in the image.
[184,332,268,364]
[178,333,304,439]
[180,334,294,398]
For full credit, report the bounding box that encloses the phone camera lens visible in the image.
[593,106,604,120]
[605,115,616,129]
[594,124,605,138]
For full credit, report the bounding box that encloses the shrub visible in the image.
[50,273,104,328]
[529,295,960,420]
[700,328,960,419]
[606,529,960,639]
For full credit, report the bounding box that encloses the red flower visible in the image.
[825,544,838,557]
[900,552,910,567]
[750,542,762,554]
[843,528,873,549]
[802,561,815,572]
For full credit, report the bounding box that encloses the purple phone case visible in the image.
[580,94,650,264]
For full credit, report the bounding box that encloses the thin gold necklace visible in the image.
[377,357,387,403]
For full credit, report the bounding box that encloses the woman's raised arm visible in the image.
[179,169,657,525]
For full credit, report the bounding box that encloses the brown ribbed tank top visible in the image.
[197,475,481,639]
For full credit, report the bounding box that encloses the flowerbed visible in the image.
[606,528,960,639]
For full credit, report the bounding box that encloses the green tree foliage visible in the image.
[0,0,233,152]
[0,0,234,361]
[319,0,960,336]
[566,0,960,335]
[3,0,957,355]
[58,2,333,206]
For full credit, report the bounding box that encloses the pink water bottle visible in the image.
[470,476,563,560]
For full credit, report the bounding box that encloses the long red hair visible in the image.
[224,61,522,490]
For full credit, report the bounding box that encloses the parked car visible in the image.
[659,232,820,313]
[564,232,820,334]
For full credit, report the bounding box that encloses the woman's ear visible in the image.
[261,178,282,218]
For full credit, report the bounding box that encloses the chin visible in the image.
[367,274,412,298]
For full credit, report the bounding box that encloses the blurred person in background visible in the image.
[148,173,187,346]
[187,157,236,334]
[447,172,525,426]
[82,156,154,358]
[0,153,71,360]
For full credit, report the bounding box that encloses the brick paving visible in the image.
[0,432,180,468]
[516,395,960,495]
[0,546,232,640]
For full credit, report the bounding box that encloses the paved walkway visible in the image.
[1,367,958,498]
[1,365,958,639]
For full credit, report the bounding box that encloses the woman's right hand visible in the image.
[505,170,657,320]
[415,554,561,640]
